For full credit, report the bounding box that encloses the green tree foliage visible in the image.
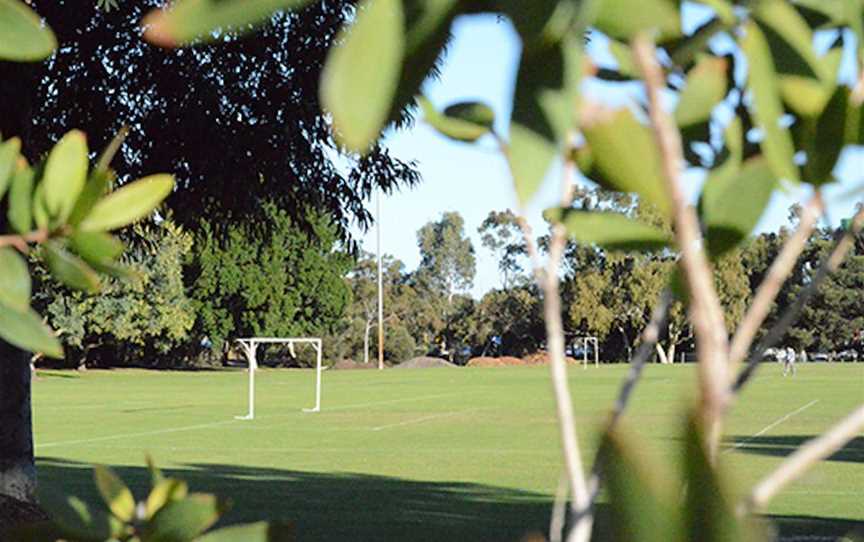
[190,202,352,358]
[414,211,476,358]
[329,252,418,364]
[416,211,476,303]
[468,286,543,357]
[38,220,194,368]
[478,209,528,288]
[0,1,421,245]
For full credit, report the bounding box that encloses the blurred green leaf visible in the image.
[146,454,165,488]
[0,137,21,200]
[594,0,681,42]
[702,157,775,258]
[143,494,229,542]
[8,166,34,234]
[69,169,114,227]
[94,465,136,522]
[43,242,101,293]
[0,0,57,61]
[509,32,584,204]
[195,521,295,542]
[682,413,766,542]
[42,130,89,223]
[545,208,672,252]
[0,248,31,312]
[846,99,864,145]
[79,174,174,232]
[779,48,841,118]
[37,488,116,542]
[32,183,49,231]
[790,0,848,27]
[494,1,565,44]
[754,0,821,79]
[321,0,404,153]
[385,0,459,127]
[607,39,637,79]
[603,425,682,542]
[419,97,494,142]
[741,21,800,183]
[581,108,670,216]
[146,478,189,519]
[798,86,849,185]
[143,0,312,47]
[69,232,124,268]
[0,303,62,357]
[753,0,839,118]
[666,17,728,69]
[675,55,728,130]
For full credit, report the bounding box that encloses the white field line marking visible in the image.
[369,408,483,432]
[725,399,820,454]
[36,392,467,450]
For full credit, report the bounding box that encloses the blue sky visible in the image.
[353,13,864,299]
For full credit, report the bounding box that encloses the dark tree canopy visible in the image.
[0,0,420,244]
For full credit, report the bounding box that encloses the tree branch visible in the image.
[732,203,864,394]
[580,289,672,516]
[633,35,730,459]
[728,194,823,372]
[500,138,591,542]
[742,405,864,514]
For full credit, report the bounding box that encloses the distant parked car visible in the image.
[810,352,830,362]
[837,350,859,362]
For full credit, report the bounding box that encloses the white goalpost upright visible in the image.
[574,336,599,369]
[234,337,323,420]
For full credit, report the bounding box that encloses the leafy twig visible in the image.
[633,34,730,459]
[732,203,864,393]
[742,405,864,514]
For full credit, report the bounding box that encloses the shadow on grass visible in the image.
[37,457,558,541]
[35,458,862,541]
[770,515,863,541]
[725,436,864,463]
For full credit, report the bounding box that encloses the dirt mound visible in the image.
[395,356,456,369]
[0,495,48,538]
[331,359,379,370]
[523,351,580,365]
[466,356,527,367]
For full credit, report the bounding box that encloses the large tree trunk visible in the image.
[0,341,36,503]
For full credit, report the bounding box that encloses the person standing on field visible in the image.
[783,346,797,377]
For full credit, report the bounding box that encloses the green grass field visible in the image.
[32,364,863,541]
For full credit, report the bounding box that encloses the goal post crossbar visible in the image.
[235,337,323,420]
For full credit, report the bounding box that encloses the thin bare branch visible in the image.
[501,136,591,541]
[580,289,673,513]
[633,35,730,459]
[732,204,864,393]
[545,163,593,542]
[728,194,823,372]
[743,405,864,514]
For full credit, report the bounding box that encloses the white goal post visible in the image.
[573,336,599,369]
[234,337,323,420]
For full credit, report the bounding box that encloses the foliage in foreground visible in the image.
[8,459,292,542]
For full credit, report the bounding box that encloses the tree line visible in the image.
[338,188,864,365]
